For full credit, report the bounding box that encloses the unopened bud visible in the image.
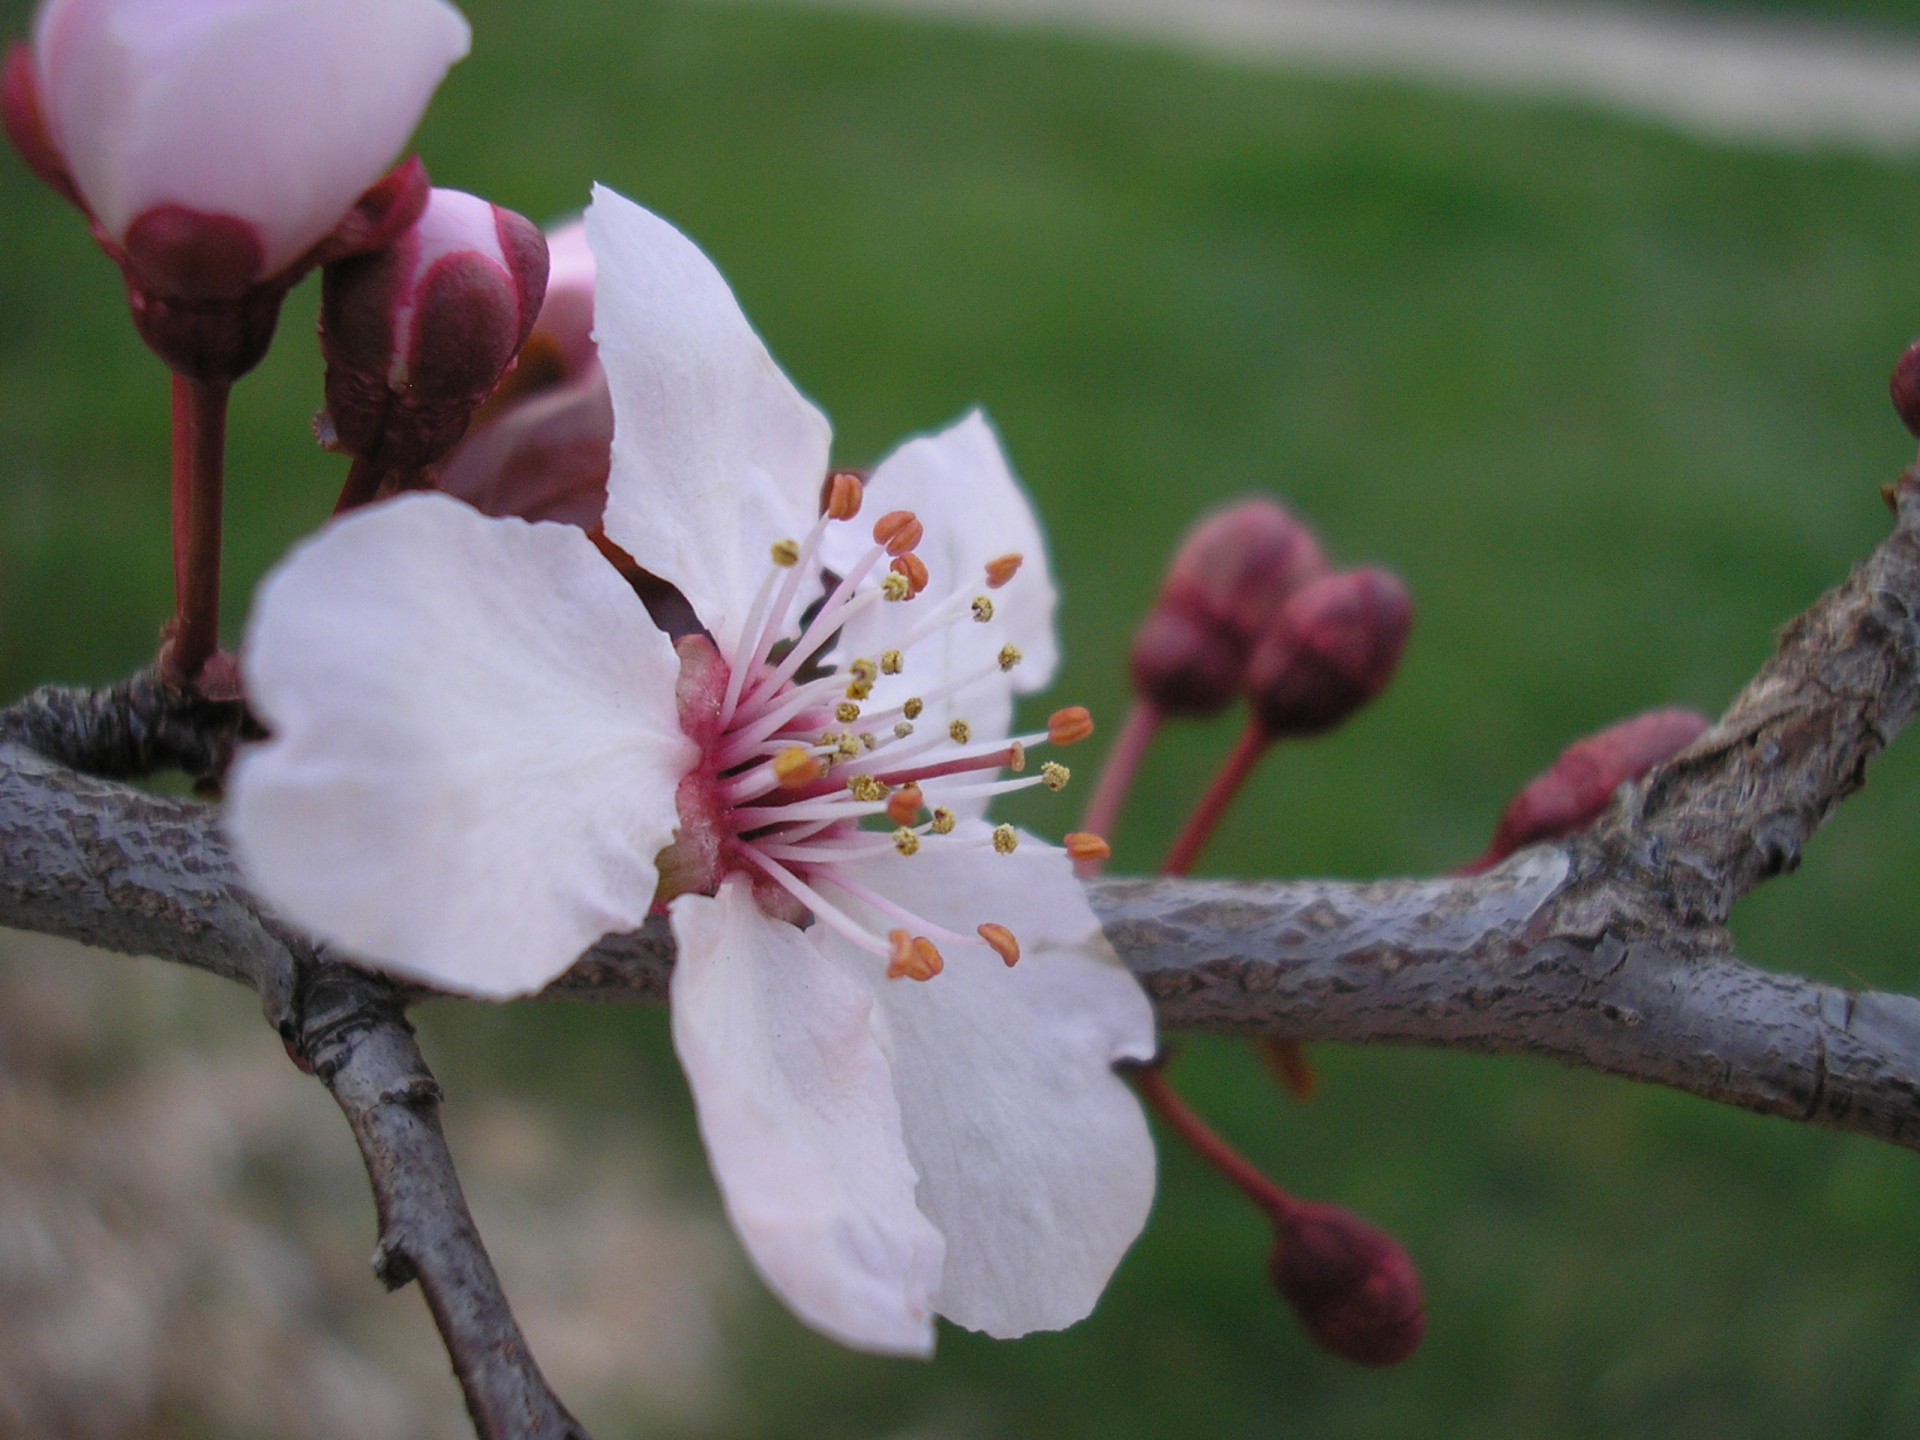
[322,188,549,473]
[1246,569,1412,739]
[1270,1202,1426,1367]
[1473,707,1709,870]
[1895,339,1920,439]
[1130,498,1327,716]
[10,0,467,380]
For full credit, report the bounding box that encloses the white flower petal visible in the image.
[227,492,691,998]
[821,829,1156,1338]
[39,0,471,274]
[826,410,1059,748]
[587,185,832,655]
[670,877,945,1355]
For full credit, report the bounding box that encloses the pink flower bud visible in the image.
[467,216,598,423]
[321,188,549,473]
[1471,707,1709,871]
[8,0,468,378]
[1892,339,1920,439]
[1269,1202,1426,1367]
[435,367,613,531]
[1130,498,1326,716]
[1245,568,1413,739]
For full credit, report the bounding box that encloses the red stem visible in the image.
[1076,701,1161,874]
[1128,1062,1298,1222]
[169,376,230,684]
[1162,721,1271,877]
[333,454,386,515]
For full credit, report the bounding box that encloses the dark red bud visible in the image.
[1130,498,1327,716]
[1269,1202,1426,1367]
[118,205,283,382]
[1245,568,1413,739]
[1893,340,1920,440]
[322,190,551,474]
[3,43,78,205]
[435,366,613,530]
[1475,707,1709,870]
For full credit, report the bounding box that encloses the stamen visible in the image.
[998,644,1022,671]
[985,553,1023,589]
[849,774,890,803]
[1042,761,1071,792]
[993,824,1018,854]
[949,719,972,744]
[882,573,911,601]
[836,701,861,724]
[849,658,879,684]
[930,807,957,834]
[886,785,924,826]
[904,698,924,720]
[971,596,994,623]
[771,538,801,568]
[825,471,865,520]
[1048,706,1095,745]
[887,933,944,982]
[873,510,924,556]
[891,552,930,597]
[774,747,822,788]
[845,676,874,701]
[978,923,1021,967]
[1064,832,1112,863]
[1009,742,1027,773]
[880,650,903,675]
[894,721,914,739]
[893,827,921,856]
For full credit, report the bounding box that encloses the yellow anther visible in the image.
[772,747,823,788]
[992,824,1019,855]
[1042,762,1070,792]
[886,784,925,826]
[836,701,861,724]
[971,595,994,623]
[1064,832,1112,863]
[845,677,874,702]
[1008,742,1027,773]
[949,719,972,744]
[903,697,924,720]
[930,807,957,835]
[771,538,801,568]
[1047,706,1095,746]
[825,470,865,521]
[977,923,1021,967]
[836,733,863,759]
[985,553,1023,589]
[998,644,1022,672]
[880,649,903,675]
[893,827,922,857]
[887,933,944,982]
[849,774,890,803]
[873,510,924,556]
[859,731,878,751]
[849,657,879,683]
[894,721,915,739]
[882,572,911,601]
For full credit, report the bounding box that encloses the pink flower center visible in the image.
[658,476,1095,980]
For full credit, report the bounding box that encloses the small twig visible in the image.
[290,961,591,1440]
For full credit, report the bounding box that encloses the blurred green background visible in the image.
[6,0,1920,1435]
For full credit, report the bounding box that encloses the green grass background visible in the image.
[7,0,1920,1435]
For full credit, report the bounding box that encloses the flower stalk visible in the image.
[166,374,231,686]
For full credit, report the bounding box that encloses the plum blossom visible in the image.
[227,185,1156,1355]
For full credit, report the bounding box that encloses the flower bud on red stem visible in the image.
[1269,1200,1427,1367]
[1131,498,1326,716]
[1246,568,1413,739]
[1464,706,1709,873]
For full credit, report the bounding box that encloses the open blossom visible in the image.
[228,185,1155,1355]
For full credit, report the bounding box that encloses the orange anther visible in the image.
[977,923,1021,967]
[887,933,945,982]
[873,510,924,556]
[891,552,930,597]
[1047,706,1095,746]
[772,747,822,788]
[985,553,1023,589]
[886,784,925,826]
[825,471,865,521]
[1063,832,1111,863]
